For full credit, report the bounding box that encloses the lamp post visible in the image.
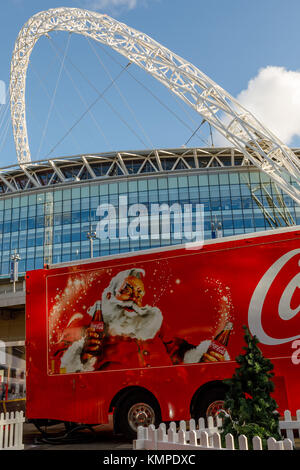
[211,216,223,239]
[10,250,21,293]
[87,231,97,258]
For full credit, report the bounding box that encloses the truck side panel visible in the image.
[26,230,300,423]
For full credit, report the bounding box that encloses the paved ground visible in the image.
[23,416,133,451]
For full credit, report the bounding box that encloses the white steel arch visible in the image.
[10,7,300,204]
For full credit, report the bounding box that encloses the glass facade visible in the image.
[0,167,299,277]
[0,342,26,403]
[0,338,26,412]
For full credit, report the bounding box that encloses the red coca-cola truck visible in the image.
[26,227,300,438]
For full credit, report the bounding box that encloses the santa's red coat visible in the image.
[53,310,192,372]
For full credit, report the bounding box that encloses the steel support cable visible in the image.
[184,120,214,148]
[99,94,149,148]
[86,37,155,150]
[0,100,13,155]
[47,36,112,150]
[0,94,11,143]
[173,97,210,147]
[45,62,132,158]
[0,104,10,145]
[0,117,11,154]
[0,72,53,158]
[163,85,210,146]
[49,36,149,149]
[29,62,82,154]
[91,42,210,147]
[0,88,10,124]
[184,119,206,146]
[37,33,71,159]
[19,36,82,157]
[46,39,149,150]
[209,123,214,147]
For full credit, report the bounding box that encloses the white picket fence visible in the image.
[279,410,300,446]
[133,417,294,451]
[1,408,299,451]
[0,411,25,450]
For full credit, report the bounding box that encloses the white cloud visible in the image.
[214,66,300,147]
[83,0,140,14]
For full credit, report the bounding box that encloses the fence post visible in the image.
[198,417,205,430]
[189,430,197,447]
[238,434,248,450]
[277,440,284,450]
[134,426,145,450]
[9,412,14,449]
[178,429,186,445]
[212,432,222,449]
[252,436,262,450]
[267,437,277,450]
[189,419,196,431]
[167,425,177,444]
[169,421,177,432]
[283,410,295,444]
[14,412,20,449]
[216,415,223,429]
[18,411,25,450]
[179,420,186,432]
[225,433,235,450]
[297,410,300,439]
[199,430,209,448]
[0,412,4,449]
[148,424,157,450]
[158,423,167,443]
[3,412,9,449]
[137,425,145,440]
[283,439,293,450]
[207,416,214,430]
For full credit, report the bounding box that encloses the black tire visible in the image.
[192,386,227,421]
[113,391,161,440]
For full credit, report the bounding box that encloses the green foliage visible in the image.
[222,326,281,448]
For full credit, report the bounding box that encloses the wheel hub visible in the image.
[206,400,225,418]
[128,402,155,431]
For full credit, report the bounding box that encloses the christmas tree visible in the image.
[222,326,281,447]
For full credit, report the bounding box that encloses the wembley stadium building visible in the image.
[1,145,298,276]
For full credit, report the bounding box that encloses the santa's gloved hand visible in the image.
[201,351,225,362]
[81,327,103,363]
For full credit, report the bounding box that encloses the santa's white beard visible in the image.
[101,294,163,341]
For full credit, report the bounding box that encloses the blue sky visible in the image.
[1,0,300,167]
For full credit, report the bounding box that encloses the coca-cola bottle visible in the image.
[82,301,105,362]
[201,322,233,362]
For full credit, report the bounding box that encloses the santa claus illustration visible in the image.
[54,268,230,373]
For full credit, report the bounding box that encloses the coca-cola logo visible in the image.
[248,249,300,345]
[209,341,227,356]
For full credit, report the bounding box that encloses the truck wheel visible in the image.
[114,392,161,440]
[193,386,227,421]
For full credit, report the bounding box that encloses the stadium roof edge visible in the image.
[0,146,237,172]
[0,146,299,196]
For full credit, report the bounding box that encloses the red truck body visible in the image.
[26,227,300,431]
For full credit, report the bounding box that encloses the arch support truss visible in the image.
[10,7,300,204]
